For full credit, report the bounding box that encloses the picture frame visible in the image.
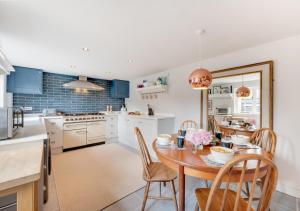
[221,86,230,94]
[212,86,221,94]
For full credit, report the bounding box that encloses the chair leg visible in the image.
[194,203,199,211]
[141,182,150,211]
[245,182,250,197]
[205,180,209,188]
[171,180,178,211]
[159,182,162,197]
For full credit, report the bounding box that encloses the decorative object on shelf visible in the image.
[236,75,250,97]
[212,86,221,94]
[188,68,212,90]
[147,104,154,116]
[185,129,211,153]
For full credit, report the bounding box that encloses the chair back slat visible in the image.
[250,128,277,155]
[205,154,278,211]
[134,127,152,179]
[233,160,247,211]
[180,120,198,130]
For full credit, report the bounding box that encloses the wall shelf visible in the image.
[136,85,168,94]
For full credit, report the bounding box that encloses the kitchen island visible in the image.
[0,141,44,211]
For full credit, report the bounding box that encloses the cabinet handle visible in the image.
[76,131,86,134]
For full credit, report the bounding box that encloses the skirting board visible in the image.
[277,181,300,198]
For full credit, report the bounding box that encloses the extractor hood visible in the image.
[63,76,104,91]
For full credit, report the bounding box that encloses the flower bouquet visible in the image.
[185,129,211,153]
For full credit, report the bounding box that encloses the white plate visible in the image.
[207,154,227,165]
[157,141,171,146]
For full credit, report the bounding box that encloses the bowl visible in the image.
[157,134,171,145]
[210,146,234,163]
[231,135,250,145]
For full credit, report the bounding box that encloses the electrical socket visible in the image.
[24,107,32,111]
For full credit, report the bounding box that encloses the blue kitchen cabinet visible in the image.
[7,66,43,94]
[111,80,129,98]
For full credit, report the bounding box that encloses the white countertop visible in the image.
[0,141,43,191]
[0,117,48,146]
[121,113,175,120]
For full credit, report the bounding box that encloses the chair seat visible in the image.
[195,188,254,211]
[143,162,177,182]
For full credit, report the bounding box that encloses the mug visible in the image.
[178,129,187,137]
[215,132,222,140]
[177,136,185,148]
[221,141,233,149]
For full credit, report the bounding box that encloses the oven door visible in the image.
[87,121,106,144]
[63,129,87,149]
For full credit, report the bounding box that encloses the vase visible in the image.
[192,144,203,154]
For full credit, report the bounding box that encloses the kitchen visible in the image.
[0,64,175,211]
[1,1,300,211]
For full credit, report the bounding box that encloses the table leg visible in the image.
[178,165,185,211]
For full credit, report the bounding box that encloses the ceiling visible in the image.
[212,72,260,84]
[1,0,300,80]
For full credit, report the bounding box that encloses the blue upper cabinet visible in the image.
[7,66,43,94]
[111,79,129,98]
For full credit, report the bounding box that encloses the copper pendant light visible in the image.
[236,75,250,97]
[188,68,212,90]
[236,86,250,97]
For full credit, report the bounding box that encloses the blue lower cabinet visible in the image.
[111,79,129,98]
[7,66,43,94]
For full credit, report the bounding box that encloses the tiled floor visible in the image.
[44,144,299,211]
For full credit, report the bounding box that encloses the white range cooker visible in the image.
[63,112,106,150]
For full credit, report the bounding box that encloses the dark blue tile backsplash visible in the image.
[13,72,125,114]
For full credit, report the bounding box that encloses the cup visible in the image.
[177,136,185,148]
[179,129,187,137]
[215,132,222,140]
[221,141,233,149]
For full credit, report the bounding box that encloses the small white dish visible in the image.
[157,134,171,145]
[231,135,250,145]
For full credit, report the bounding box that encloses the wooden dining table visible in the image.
[152,135,272,211]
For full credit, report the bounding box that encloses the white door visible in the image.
[118,116,130,146]
[63,129,87,149]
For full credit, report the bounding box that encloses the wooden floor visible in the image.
[44,143,300,211]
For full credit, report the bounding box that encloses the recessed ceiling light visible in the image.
[128,59,133,63]
[82,47,90,52]
[70,65,76,69]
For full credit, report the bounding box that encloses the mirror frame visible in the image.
[200,60,273,130]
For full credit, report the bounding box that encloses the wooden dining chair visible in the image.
[194,154,278,211]
[243,128,277,199]
[250,128,277,155]
[180,120,198,130]
[134,127,178,211]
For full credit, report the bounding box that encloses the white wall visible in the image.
[126,34,300,198]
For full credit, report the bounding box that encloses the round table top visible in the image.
[153,135,272,180]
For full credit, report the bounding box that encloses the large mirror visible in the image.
[201,61,273,136]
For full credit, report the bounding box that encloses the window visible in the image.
[234,86,260,114]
